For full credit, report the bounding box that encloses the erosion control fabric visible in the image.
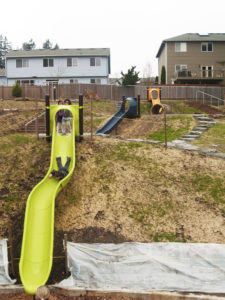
[0,239,15,285]
[58,242,225,293]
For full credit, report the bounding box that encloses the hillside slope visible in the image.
[55,137,225,244]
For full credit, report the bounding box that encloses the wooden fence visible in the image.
[0,83,225,102]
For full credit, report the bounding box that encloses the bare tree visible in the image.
[142,62,154,85]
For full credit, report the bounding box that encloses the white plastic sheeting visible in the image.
[58,242,225,293]
[0,239,15,285]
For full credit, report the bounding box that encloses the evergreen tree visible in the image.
[161,66,166,84]
[22,39,35,50]
[119,66,140,86]
[43,39,53,49]
[0,35,11,68]
[12,81,22,97]
[53,43,59,50]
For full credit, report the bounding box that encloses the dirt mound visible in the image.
[187,101,223,114]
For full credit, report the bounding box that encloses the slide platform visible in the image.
[19,105,79,294]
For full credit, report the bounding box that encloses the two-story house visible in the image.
[156,33,225,85]
[4,48,110,86]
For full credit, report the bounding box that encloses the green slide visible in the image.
[19,105,79,294]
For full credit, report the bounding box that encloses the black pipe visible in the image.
[45,95,51,142]
[79,94,83,142]
[137,94,141,118]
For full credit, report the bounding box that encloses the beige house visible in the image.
[156,33,225,85]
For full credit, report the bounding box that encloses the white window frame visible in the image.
[90,57,101,66]
[16,58,29,68]
[201,66,213,77]
[201,42,213,52]
[175,64,187,71]
[67,57,78,67]
[175,42,187,52]
[90,78,101,84]
[70,79,78,84]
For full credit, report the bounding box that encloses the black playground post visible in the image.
[79,94,83,142]
[147,87,149,101]
[122,96,126,112]
[45,95,51,142]
[137,94,141,118]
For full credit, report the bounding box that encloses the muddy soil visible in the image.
[187,101,224,114]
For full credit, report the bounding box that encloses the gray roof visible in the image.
[6,48,110,58]
[156,33,225,57]
[0,69,5,77]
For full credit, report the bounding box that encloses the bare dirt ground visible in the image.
[0,100,225,299]
[187,101,224,115]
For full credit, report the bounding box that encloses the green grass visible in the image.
[192,175,225,205]
[146,116,194,142]
[192,118,225,152]
[153,232,181,242]
[0,134,34,154]
[162,100,204,114]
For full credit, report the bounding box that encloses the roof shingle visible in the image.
[6,48,110,58]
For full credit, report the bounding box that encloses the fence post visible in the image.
[91,96,93,141]
[164,110,167,149]
[79,94,83,142]
[8,221,15,277]
[45,95,51,142]
[64,234,69,276]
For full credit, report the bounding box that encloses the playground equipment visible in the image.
[19,96,82,295]
[96,97,140,134]
[147,88,164,114]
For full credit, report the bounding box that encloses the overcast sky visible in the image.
[1,0,224,77]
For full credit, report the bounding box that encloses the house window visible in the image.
[201,66,213,77]
[90,57,101,66]
[43,58,54,67]
[16,59,29,68]
[175,65,189,77]
[175,42,187,52]
[175,65,187,71]
[201,42,213,52]
[70,79,78,84]
[19,79,34,86]
[67,58,78,67]
[90,78,101,84]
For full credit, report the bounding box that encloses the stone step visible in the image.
[196,117,214,121]
[193,114,205,117]
[178,137,196,141]
[188,131,202,135]
[182,134,200,139]
[198,121,216,125]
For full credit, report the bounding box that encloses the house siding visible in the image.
[6,56,109,85]
[157,34,225,85]
[3,48,110,86]
[166,41,225,84]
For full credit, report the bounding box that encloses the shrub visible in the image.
[161,66,166,84]
[12,81,22,97]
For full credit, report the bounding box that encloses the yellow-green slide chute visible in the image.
[19,104,80,294]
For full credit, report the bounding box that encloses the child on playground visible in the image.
[48,156,71,180]
[62,98,72,135]
[55,100,63,133]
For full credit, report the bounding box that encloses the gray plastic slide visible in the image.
[96,98,138,134]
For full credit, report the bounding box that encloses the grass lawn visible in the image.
[192,117,225,152]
